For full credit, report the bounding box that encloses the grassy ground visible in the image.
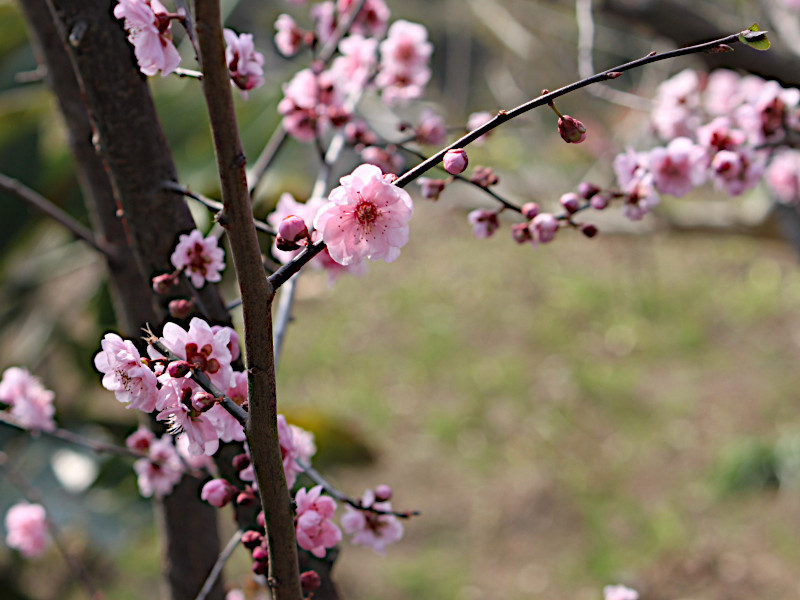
[274,200,800,600]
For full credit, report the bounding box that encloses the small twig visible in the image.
[148,338,249,427]
[247,126,287,197]
[0,413,144,459]
[394,30,751,189]
[173,0,200,61]
[0,452,102,600]
[272,276,298,370]
[15,64,47,83]
[194,529,243,600]
[0,172,112,257]
[174,67,203,79]
[268,242,326,290]
[299,462,419,519]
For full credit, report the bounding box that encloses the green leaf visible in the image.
[739,23,771,51]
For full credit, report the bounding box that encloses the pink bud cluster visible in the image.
[0,367,56,433]
[4,502,50,558]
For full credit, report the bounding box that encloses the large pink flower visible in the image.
[0,367,56,432]
[340,489,403,553]
[113,0,181,77]
[5,503,49,558]
[294,485,342,558]
[170,229,226,288]
[314,164,413,266]
[94,333,158,413]
[155,317,234,390]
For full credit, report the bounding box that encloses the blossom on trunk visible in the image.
[224,29,265,99]
[170,229,226,289]
[133,435,184,498]
[113,0,181,77]
[295,485,342,558]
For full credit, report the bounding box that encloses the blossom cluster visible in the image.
[113,0,264,96]
[0,366,56,433]
[4,502,50,559]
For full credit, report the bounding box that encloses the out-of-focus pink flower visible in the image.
[224,29,265,99]
[311,1,336,44]
[295,485,342,558]
[134,435,184,498]
[736,80,800,144]
[126,426,155,453]
[113,0,181,77]
[530,212,559,244]
[345,119,378,146]
[418,178,447,200]
[201,478,238,508]
[360,145,404,175]
[696,117,746,153]
[414,110,446,146]
[290,424,316,466]
[703,70,744,116]
[329,35,378,96]
[766,149,800,205]
[443,148,468,175]
[603,584,639,600]
[5,503,49,558]
[709,148,766,196]
[647,137,708,197]
[94,334,158,413]
[156,317,234,390]
[337,0,390,38]
[275,14,305,57]
[559,192,580,213]
[279,69,348,142]
[651,69,702,140]
[623,173,660,221]
[467,111,493,144]
[315,247,369,285]
[376,20,432,103]
[467,209,499,238]
[557,115,587,143]
[341,488,403,553]
[205,371,246,443]
[0,367,56,432]
[170,229,225,289]
[314,164,414,266]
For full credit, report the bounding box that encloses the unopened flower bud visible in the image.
[531,213,559,244]
[558,115,587,143]
[252,560,269,575]
[467,209,499,239]
[511,222,533,244]
[300,571,322,592]
[241,530,263,549]
[374,484,393,502]
[167,360,193,378]
[232,453,251,472]
[578,182,600,200]
[470,166,499,188]
[200,478,237,508]
[521,202,539,220]
[252,545,269,561]
[237,486,257,506]
[191,392,217,412]
[276,215,309,251]
[383,173,399,184]
[152,273,177,294]
[256,511,266,530]
[168,298,195,319]
[560,192,581,214]
[581,223,599,238]
[418,178,447,200]
[443,148,468,175]
[590,194,610,210]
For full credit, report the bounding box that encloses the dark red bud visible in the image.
[252,545,269,561]
[241,530,263,549]
[300,571,322,592]
[168,298,195,319]
[232,453,251,472]
[167,360,192,378]
[578,182,600,199]
[581,223,599,238]
[252,560,269,575]
[374,484,393,502]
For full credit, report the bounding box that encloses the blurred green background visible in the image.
[1,0,800,599]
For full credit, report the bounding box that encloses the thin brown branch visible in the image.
[0,172,111,256]
[193,1,301,599]
[194,530,243,600]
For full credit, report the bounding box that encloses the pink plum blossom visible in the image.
[156,377,220,456]
[4,503,49,558]
[341,488,403,553]
[360,145,404,175]
[94,333,158,413]
[314,164,414,266]
[201,478,238,507]
[126,426,155,453]
[603,584,639,600]
[696,117,746,153]
[205,371,246,443]
[311,1,337,44]
[467,111,493,144]
[0,367,56,432]
[294,485,342,558]
[557,115,587,143]
[530,212,559,244]
[133,435,184,498]
[418,178,447,200]
[113,0,181,77]
[274,14,305,57]
[329,35,378,96]
[278,69,347,142]
[278,414,304,487]
[414,109,446,146]
[703,70,744,117]
[291,424,317,466]
[709,148,766,196]
[651,69,702,140]
[267,194,328,263]
[765,149,800,205]
[736,80,799,144]
[156,317,234,390]
[337,0,390,38]
[376,20,432,102]
[467,209,499,238]
[647,137,708,197]
[170,229,225,289]
[224,29,265,99]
